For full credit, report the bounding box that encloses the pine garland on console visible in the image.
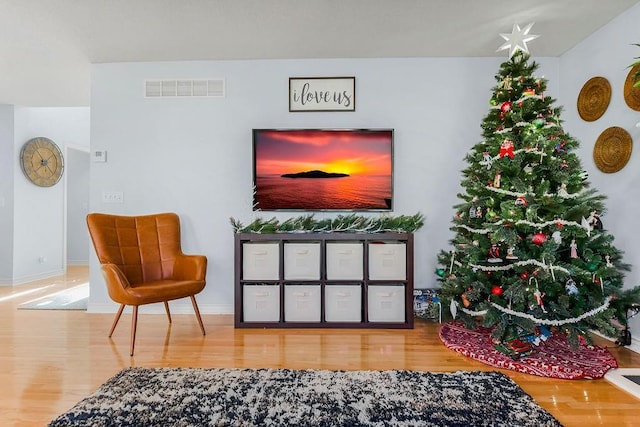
[231,213,425,234]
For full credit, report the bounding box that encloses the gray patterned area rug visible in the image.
[49,367,562,427]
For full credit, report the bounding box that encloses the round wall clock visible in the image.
[20,137,64,187]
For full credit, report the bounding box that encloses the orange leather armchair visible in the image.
[87,212,207,356]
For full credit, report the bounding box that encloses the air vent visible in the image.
[145,79,225,98]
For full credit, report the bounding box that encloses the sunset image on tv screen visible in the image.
[253,129,393,211]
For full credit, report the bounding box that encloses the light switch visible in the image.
[102,191,123,203]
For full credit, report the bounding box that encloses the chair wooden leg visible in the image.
[130,305,139,357]
[109,304,126,337]
[163,301,172,324]
[190,295,206,336]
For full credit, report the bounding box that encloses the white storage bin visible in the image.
[284,242,321,280]
[243,284,280,322]
[326,243,364,280]
[284,285,321,322]
[367,284,406,322]
[325,284,362,322]
[368,242,406,280]
[242,242,280,280]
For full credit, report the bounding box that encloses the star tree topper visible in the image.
[497,23,539,58]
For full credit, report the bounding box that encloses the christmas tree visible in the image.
[436,51,640,358]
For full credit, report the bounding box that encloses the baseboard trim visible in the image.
[591,329,640,355]
[0,269,66,287]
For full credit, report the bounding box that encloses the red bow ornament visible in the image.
[499,140,515,158]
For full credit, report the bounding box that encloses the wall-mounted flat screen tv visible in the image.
[253,129,394,211]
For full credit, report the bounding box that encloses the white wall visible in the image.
[12,107,90,284]
[560,2,640,338]
[88,56,559,313]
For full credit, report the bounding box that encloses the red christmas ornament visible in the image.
[520,271,529,280]
[499,140,515,158]
[500,101,512,113]
[532,232,547,245]
[491,285,504,296]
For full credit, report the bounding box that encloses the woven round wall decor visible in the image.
[577,76,611,121]
[623,64,640,111]
[593,126,632,173]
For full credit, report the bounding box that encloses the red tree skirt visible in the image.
[439,321,618,379]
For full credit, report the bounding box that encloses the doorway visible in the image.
[65,147,90,266]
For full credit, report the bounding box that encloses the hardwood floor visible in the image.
[1,266,639,426]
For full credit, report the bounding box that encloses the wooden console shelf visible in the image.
[234,232,414,328]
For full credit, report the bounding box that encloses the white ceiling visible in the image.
[1,0,638,107]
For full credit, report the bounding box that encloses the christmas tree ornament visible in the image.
[469,206,477,219]
[461,293,471,308]
[532,280,547,313]
[565,278,579,296]
[588,210,603,230]
[500,101,513,114]
[586,262,599,272]
[506,246,518,260]
[491,285,504,296]
[551,231,562,244]
[498,75,513,90]
[557,183,569,198]
[493,172,501,188]
[485,208,498,221]
[520,271,529,280]
[532,232,547,245]
[522,88,536,96]
[450,299,458,319]
[490,98,498,106]
[554,140,567,153]
[436,268,445,277]
[482,151,493,169]
[515,195,528,206]
[533,115,545,128]
[570,239,578,258]
[488,243,502,263]
[581,217,592,236]
[499,140,515,158]
[605,255,613,267]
